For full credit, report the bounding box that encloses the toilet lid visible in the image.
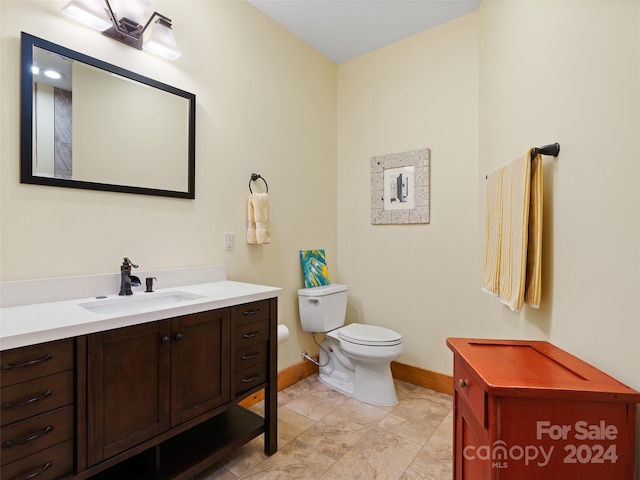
[339,324,402,346]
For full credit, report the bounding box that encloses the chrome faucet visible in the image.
[119,257,141,296]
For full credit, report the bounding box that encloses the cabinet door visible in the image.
[170,309,230,426]
[455,393,492,480]
[87,320,171,466]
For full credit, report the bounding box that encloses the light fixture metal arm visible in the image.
[104,0,140,38]
[61,0,181,59]
[139,11,173,36]
[102,0,174,50]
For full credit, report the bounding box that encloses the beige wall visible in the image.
[478,4,640,471]
[338,1,639,472]
[2,0,638,427]
[338,0,639,386]
[0,0,338,370]
[337,13,481,376]
[477,1,640,388]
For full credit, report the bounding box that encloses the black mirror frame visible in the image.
[20,32,196,199]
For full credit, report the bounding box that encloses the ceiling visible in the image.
[247,0,480,64]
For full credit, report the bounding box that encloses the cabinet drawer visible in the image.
[1,439,73,480]
[1,339,74,388]
[234,343,268,372]
[454,357,486,428]
[231,300,270,326]
[234,320,270,348]
[234,364,267,395]
[1,371,74,427]
[0,405,74,466]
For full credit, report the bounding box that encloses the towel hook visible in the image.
[249,173,268,193]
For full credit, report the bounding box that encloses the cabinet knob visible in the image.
[458,378,469,388]
[160,336,170,345]
[174,333,184,341]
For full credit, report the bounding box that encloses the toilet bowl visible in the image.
[298,285,404,406]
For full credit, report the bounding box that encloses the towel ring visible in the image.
[249,173,268,193]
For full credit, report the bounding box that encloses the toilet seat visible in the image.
[338,324,402,346]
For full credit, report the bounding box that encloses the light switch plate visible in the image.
[224,232,234,251]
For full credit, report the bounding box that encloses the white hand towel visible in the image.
[247,193,271,244]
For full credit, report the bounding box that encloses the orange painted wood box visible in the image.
[447,338,640,480]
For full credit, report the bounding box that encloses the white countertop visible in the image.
[0,281,282,351]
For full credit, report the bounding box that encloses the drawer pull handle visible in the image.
[17,461,52,480]
[160,336,170,345]
[2,425,53,449]
[2,390,52,410]
[241,352,260,360]
[458,379,469,388]
[242,309,261,316]
[174,333,184,341]
[241,374,259,383]
[242,331,262,339]
[2,354,52,371]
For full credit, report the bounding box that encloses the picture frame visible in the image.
[371,148,430,224]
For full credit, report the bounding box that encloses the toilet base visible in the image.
[318,363,398,406]
[318,370,354,397]
[316,335,400,407]
[352,361,398,406]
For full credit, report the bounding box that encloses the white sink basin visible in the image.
[80,291,206,314]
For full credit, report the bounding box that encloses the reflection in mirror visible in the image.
[21,32,196,198]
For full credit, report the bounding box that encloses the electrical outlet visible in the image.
[224,232,234,251]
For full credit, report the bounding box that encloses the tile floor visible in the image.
[196,375,453,480]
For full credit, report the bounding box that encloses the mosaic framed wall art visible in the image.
[370,148,430,224]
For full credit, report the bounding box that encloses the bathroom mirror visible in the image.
[20,32,196,198]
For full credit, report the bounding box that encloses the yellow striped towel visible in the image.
[524,152,543,307]
[482,149,543,311]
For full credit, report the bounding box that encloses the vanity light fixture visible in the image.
[61,0,181,60]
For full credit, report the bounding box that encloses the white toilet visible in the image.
[298,284,404,406]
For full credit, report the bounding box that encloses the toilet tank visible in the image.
[297,284,348,333]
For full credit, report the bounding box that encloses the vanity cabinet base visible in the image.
[74,298,278,480]
[87,406,265,480]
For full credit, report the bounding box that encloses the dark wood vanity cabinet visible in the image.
[0,296,278,480]
[81,299,277,479]
[86,308,233,466]
[87,320,171,466]
[170,309,231,427]
[231,301,270,397]
[0,339,75,480]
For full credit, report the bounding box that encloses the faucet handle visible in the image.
[122,257,139,269]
